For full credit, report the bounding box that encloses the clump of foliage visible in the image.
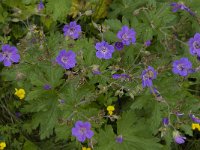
[1,0,200,149]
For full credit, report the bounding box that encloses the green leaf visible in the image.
[33,98,60,139]
[116,111,162,150]
[44,65,64,87]
[23,140,38,150]
[104,31,118,43]
[105,19,122,31]
[147,102,162,133]
[55,124,71,141]
[46,0,72,21]
[181,124,193,136]
[25,89,45,101]
[96,125,116,150]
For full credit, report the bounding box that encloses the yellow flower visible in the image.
[107,106,115,115]
[82,147,91,150]
[0,142,6,150]
[192,123,200,130]
[14,88,25,100]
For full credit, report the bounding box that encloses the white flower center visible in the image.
[177,64,184,71]
[69,28,75,35]
[3,51,11,58]
[193,41,200,49]
[61,56,68,63]
[122,33,129,40]
[101,47,107,53]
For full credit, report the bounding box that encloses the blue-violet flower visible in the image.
[43,84,52,90]
[116,135,123,143]
[172,58,192,76]
[37,1,44,11]
[72,121,94,142]
[0,44,20,67]
[141,66,157,88]
[188,33,200,57]
[170,2,195,15]
[56,50,76,69]
[173,131,186,144]
[190,114,200,123]
[117,26,136,46]
[63,21,82,39]
[145,40,151,47]
[95,41,114,59]
[162,117,169,126]
[114,42,124,51]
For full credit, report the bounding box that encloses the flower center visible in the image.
[69,28,75,35]
[3,51,11,58]
[146,70,154,78]
[101,47,107,53]
[79,127,86,134]
[61,56,68,63]
[122,33,128,40]
[193,41,200,49]
[177,64,184,71]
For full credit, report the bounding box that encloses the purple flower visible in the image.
[59,99,65,104]
[63,21,81,39]
[170,2,195,15]
[190,114,200,123]
[56,50,76,69]
[172,58,192,77]
[112,73,130,80]
[116,135,123,143]
[15,112,21,118]
[43,84,51,90]
[92,70,101,75]
[197,56,200,61]
[114,42,124,51]
[95,41,114,59]
[92,65,101,75]
[121,73,130,79]
[145,40,151,47]
[162,118,169,126]
[174,136,186,144]
[173,131,186,144]
[72,121,94,142]
[0,44,20,67]
[170,2,187,12]
[117,26,136,46]
[188,33,200,57]
[141,66,157,88]
[112,74,121,79]
[37,1,44,11]
[150,88,160,97]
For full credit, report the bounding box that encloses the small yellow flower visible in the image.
[0,142,6,150]
[107,106,115,115]
[82,147,91,150]
[192,123,200,131]
[14,88,25,100]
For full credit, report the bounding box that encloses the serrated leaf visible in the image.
[104,31,118,43]
[105,19,122,31]
[181,124,193,136]
[46,0,72,21]
[23,140,38,150]
[96,125,116,150]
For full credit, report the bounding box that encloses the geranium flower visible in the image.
[72,121,94,142]
[63,21,82,39]
[117,26,136,46]
[0,44,20,67]
[95,41,114,59]
[56,50,76,69]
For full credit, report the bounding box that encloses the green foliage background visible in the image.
[1,0,200,149]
